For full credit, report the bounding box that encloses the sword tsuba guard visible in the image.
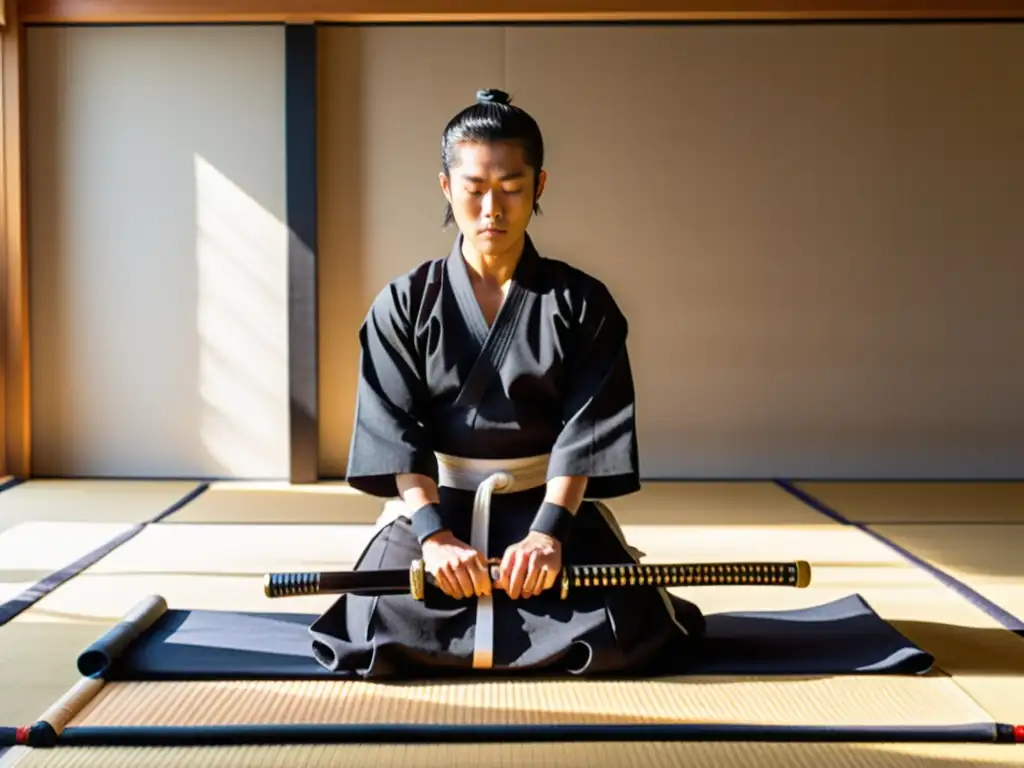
[795,560,812,588]
[409,559,426,601]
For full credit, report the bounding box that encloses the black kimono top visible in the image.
[345,233,641,502]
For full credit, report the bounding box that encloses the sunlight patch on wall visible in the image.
[194,153,289,479]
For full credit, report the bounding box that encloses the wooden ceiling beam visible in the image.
[18,0,1024,25]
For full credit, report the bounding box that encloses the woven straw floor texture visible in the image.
[2,479,1022,766]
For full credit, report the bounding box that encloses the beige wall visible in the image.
[25,23,1024,480]
[27,26,289,478]
[318,22,1024,480]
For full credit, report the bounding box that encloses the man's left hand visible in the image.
[496,531,562,599]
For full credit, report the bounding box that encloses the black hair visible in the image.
[440,88,545,227]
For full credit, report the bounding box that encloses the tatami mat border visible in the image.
[0,483,209,627]
[776,480,1024,634]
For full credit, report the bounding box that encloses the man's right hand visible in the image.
[420,530,491,599]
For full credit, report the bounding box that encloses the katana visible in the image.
[263,559,812,600]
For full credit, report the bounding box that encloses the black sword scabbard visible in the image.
[263,567,414,599]
[263,560,811,600]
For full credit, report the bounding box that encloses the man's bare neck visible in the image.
[461,235,525,289]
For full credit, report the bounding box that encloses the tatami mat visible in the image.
[10,519,1024,725]
[587,481,836,526]
[793,482,1024,524]
[0,480,201,535]
[635,526,1024,726]
[0,480,203,600]
[67,674,991,729]
[789,484,1024,619]
[3,480,1023,750]
[0,522,362,726]
[3,741,1023,768]
[0,481,874,724]
[0,522,138,604]
[0,481,202,726]
[162,480,833,526]
[162,481,384,525]
[871,523,1024,622]
[784,482,1024,720]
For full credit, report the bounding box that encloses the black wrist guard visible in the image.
[409,503,446,544]
[529,502,574,543]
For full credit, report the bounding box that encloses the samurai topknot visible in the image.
[441,88,545,226]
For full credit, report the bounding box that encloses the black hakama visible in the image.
[309,234,706,679]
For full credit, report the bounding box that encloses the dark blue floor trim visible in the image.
[150,483,209,522]
[3,721,1018,748]
[775,479,1024,635]
[0,483,210,628]
[0,477,24,494]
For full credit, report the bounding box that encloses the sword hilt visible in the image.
[264,560,812,600]
[557,560,811,600]
[264,572,320,598]
[407,559,812,600]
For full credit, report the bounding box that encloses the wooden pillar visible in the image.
[0,0,29,478]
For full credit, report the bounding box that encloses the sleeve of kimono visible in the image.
[546,278,641,499]
[345,282,437,498]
